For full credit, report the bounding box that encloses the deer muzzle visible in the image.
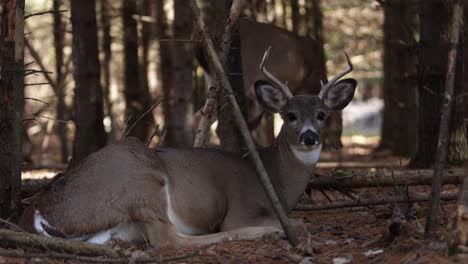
[299,130,320,146]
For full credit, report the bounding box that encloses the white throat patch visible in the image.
[291,144,322,166]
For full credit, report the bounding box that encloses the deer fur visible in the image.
[20,53,356,249]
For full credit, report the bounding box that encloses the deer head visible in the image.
[254,47,356,159]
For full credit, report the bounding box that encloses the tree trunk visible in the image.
[290,0,300,34]
[410,0,468,168]
[199,0,246,152]
[410,0,450,168]
[54,0,68,164]
[122,0,153,141]
[165,0,194,147]
[155,0,175,146]
[139,0,152,106]
[379,0,418,157]
[0,0,25,220]
[447,3,468,165]
[100,0,116,142]
[305,0,341,149]
[70,0,107,164]
[217,21,247,153]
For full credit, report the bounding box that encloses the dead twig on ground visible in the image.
[0,228,118,257]
[0,247,199,263]
[308,169,464,190]
[295,192,458,211]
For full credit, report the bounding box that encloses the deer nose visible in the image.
[300,130,319,146]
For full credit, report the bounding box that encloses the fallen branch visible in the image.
[0,247,199,263]
[0,228,118,257]
[308,168,464,189]
[190,0,298,246]
[294,192,458,211]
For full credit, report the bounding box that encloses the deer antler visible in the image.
[318,52,353,99]
[259,46,293,99]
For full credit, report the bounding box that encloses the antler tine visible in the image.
[318,51,353,98]
[259,46,293,99]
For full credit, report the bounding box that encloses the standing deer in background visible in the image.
[198,19,342,147]
[20,50,356,249]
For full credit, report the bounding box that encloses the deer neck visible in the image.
[260,130,320,212]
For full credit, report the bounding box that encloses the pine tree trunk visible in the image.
[447,16,467,165]
[0,0,25,220]
[410,0,467,168]
[100,0,116,142]
[165,0,194,147]
[155,0,175,146]
[70,0,107,164]
[290,0,300,34]
[199,0,246,152]
[305,0,341,149]
[379,0,418,157]
[122,0,153,141]
[54,0,69,163]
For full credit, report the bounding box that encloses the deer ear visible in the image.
[254,80,288,113]
[323,78,357,111]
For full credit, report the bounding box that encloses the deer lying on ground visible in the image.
[20,50,356,249]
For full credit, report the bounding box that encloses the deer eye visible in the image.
[286,112,297,122]
[317,112,326,121]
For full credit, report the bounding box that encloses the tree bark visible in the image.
[304,0,342,149]
[379,0,418,157]
[290,0,300,34]
[70,0,107,164]
[198,0,246,152]
[0,0,24,220]
[410,0,467,168]
[164,0,194,147]
[99,0,116,142]
[122,0,153,141]
[425,0,463,239]
[155,0,174,147]
[54,0,68,164]
[451,162,468,252]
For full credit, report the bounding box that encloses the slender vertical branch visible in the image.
[425,0,464,239]
[189,0,299,247]
[193,0,246,148]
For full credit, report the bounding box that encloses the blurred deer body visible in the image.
[20,50,356,249]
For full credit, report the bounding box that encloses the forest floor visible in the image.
[2,137,466,263]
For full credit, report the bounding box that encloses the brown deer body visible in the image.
[20,50,356,249]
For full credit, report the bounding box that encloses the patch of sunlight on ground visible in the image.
[22,169,59,180]
[342,135,380,147]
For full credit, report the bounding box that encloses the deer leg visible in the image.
[144,219,283,249]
